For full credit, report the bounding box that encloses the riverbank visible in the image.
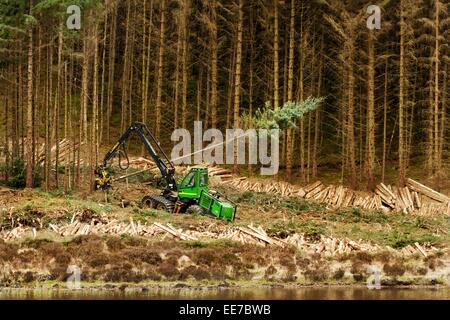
[0,284,449,300]
[0,234,448,288]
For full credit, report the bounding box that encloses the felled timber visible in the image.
[406,178,450,203]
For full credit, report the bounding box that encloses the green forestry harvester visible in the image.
[94,122,237,221]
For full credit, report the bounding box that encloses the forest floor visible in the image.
[0,165,449,290]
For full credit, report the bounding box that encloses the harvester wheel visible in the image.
[187,205,207,216]
[141,194,175,212]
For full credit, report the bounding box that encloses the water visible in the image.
[0,286,448,300]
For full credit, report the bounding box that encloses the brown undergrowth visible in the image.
[0,235,448,287]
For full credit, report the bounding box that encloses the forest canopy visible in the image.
[0,0,448,191]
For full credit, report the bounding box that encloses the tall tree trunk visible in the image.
[106,4,117,143]
[155,0,166,138]
[144,0,154,127]
[273,0,279,109]
[439,64,447,171]
[45,41,53,190]
[398,1,406,186]
[90,23,99,193]
[312,34,324,179]
[298,25,305,182]
[366,30,375,190]
[285,0,295,182]
[226,42,236,129]
[99,8,108,145]
[121,1,132,133]
[210,0,218,128]
[64,61,69,192]
[196,72,202,122]
[141,0,148,137]
[180,0,189,129]
[247,2,255,176]
[79,23,91,187]
[233,0,243,174]
[173,12,181,131]
[433,0,440,176]
[25,0,34,188]
[4,92,9,182]
[382,59,388,183]
[54,29,63,189]
[33,27,41,169]
[346,40,357,188]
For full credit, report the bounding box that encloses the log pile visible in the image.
[127,157,156,169]
[223,178,296,196]
[220,175,449,215]
[284,233,382,256]
[1,219,440,257]
[208,166,233,181]
[37,139,85,166]
[406,178,450,203]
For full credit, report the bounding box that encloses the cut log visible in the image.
[303,181,323,194]
[413,191,422,209]
[414,242,427,257]
[297,188,306,198]
[238,227,284,247]
[406,178,450,203]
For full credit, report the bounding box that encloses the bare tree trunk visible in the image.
[45,41,53,190]
[99,8,108,146]
[173,13,181,131]
[285,0,295,182]
[54,29,63,188]
[312,34,324,179]
[433,0,440,176]
[247,2,255,176]
[79,22,91,187]
[382,59,388,183]
[155,0,166,138]
[33,27,41,170]
[273,0,279,109]
[127,11,136,125]
[439,64,447,170]
[196,72,202,122]
[141,0,148,136]
[90,23,99,193]
[226,42,236,129]
[64,62,69,192]
[25,0,34,188]
[106,4,117,144]
[366,30,375,190]
[298,27,305,182]
[121,1,132,133]
[180,0,189,129]
[398,1,406,186]
[144,0,154,127]
[210,0,218,128]
[347,40,357,189]
[4,93,9,183]
[233,0,243,174]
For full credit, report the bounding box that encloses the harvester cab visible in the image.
[178,166,209,200]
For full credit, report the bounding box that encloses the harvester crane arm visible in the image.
[95,122,177,192]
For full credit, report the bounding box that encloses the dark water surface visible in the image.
[0,286,449,300]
